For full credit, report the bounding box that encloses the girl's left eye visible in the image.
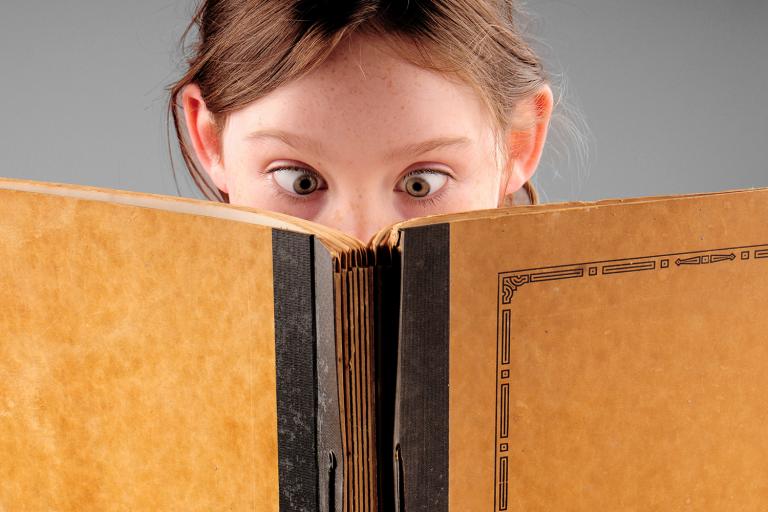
[397,169,449,198]
[269,167,327,196]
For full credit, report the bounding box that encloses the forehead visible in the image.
[224,33,496,159]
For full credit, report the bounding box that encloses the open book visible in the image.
[2,175,768,511]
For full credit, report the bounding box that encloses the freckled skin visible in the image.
[183,32,551,242]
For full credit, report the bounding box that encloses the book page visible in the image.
[448,188,768,510]
[0,176,366,256]
[0,189,280,509]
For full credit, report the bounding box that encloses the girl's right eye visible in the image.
[269,167,327,196]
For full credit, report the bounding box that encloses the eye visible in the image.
[397,169,449,198]
[269,166,327,196]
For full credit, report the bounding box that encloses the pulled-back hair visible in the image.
[167,0,551,203]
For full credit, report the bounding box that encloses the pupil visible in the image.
[294,175,316,194]
[406,176,430,197]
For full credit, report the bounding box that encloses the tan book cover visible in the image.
[0,183,280,509]
[448,188,768,510]
[1,176,767,511]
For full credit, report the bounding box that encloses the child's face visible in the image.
[187,34,523,242]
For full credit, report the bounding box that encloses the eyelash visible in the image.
[264,165,325,203]
[399,168,452,206]
[268,187,315,206]
[411,194,445,209]
[265,165,322,180]
[402,168,442,178]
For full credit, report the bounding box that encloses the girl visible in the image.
[168,0,553,243]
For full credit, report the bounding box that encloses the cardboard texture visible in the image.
[0,188,280,510]
[449,188,768,510]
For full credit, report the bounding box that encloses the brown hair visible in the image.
[167,0,550,203]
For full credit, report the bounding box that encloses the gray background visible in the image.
[0,0,766,204]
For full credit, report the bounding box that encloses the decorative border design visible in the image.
[493,243,768,511]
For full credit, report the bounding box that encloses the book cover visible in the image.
[2,176,767,511]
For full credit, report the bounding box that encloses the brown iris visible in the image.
[404,175,430,197]
[293,174,319,195]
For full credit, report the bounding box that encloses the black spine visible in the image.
[374,246,402,512]
[394,223,450,512]
[314,239,344,512]
[273,230,319,511]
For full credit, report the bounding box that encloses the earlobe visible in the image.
[180,83,229,194]
[502,84,554,198]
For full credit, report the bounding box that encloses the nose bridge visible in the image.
[325,187,386,242]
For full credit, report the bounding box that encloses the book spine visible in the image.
[314,239,345,512]
[273,230,320,511]
[394,223,450,512]
[373,249,401,512]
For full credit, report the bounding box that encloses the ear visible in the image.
[180,83,229,194]
[501,84,553,199]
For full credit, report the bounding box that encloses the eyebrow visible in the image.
[385,136,471,160]
[245,129,471,160]
[246,129,324,156]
